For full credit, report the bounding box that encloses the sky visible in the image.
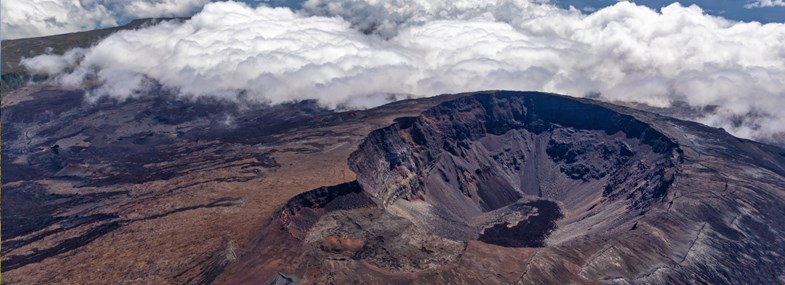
[556,0,785,22]
[6,0,785,145]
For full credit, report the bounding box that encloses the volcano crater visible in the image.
[277,91,681,271]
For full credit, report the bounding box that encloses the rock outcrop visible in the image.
[4,90,785,285]
[217,91,785,285]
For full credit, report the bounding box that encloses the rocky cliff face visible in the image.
[348,92,680,242]
[0,87,457,284]
[4,89,785,284]
[217,91,785,285]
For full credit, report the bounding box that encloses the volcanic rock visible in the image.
[3,90,785,285]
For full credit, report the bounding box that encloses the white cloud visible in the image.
[20,48,86,75]
[1,0,117,39]
[745,0,785,8]
[300,0,566,38]
[21,0,785,143]
[122,0,211,18]
[1,0,212,39]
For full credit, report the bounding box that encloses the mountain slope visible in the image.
[217,91,785,284]
[2,89,785,284]
[1,18,186,97]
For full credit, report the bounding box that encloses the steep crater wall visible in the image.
[348,91,681,243]
[271,91,682,274]
[219,91,785,285]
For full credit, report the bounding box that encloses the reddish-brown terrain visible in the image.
[0,86,459,284]
[3,89,785,284]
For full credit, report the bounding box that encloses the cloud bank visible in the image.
[0,0,210,39]
[2,0,117,40]
[21,0,785,143]
[745,0,785,8]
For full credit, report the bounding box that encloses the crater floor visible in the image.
[219,92,785,285]
[3,90,785,285]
